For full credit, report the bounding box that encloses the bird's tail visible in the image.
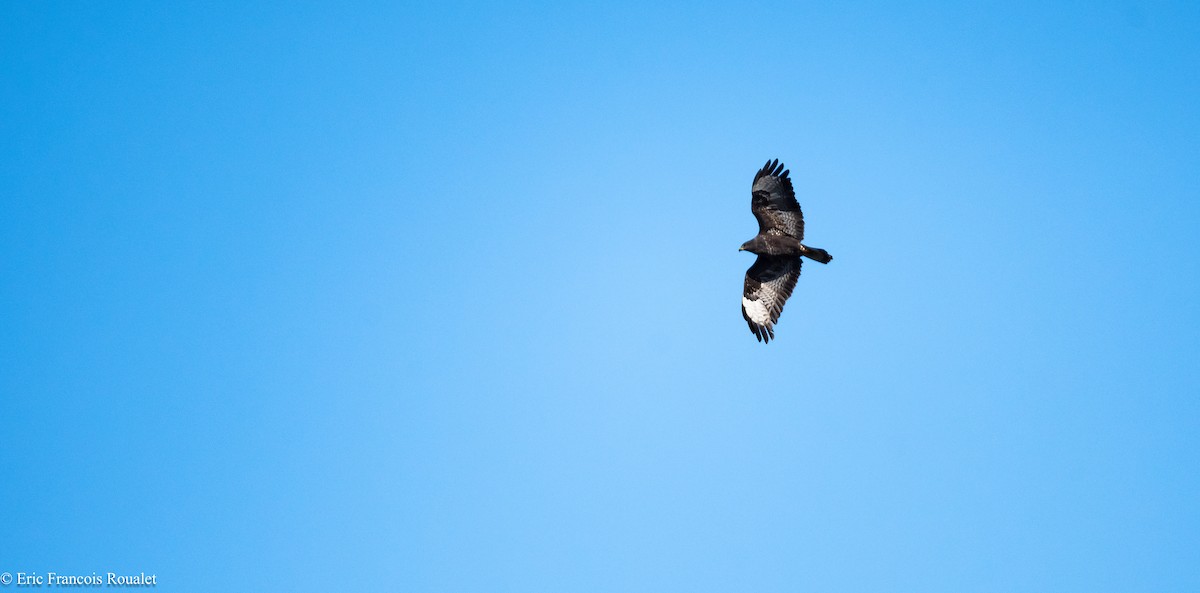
[802,246,833,264]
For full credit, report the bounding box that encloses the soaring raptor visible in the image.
[739,159,832,343]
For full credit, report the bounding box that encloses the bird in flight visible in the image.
[739,159,832,343]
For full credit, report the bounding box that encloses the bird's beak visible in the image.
[738,246,745,251]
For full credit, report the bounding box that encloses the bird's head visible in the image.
[738,240,753,252]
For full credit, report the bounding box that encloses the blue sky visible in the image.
[1,2,1198,591]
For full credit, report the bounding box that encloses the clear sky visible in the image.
[2,2,1198,591]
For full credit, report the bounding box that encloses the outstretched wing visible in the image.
[751,159,804,240]
[742,255,801,343]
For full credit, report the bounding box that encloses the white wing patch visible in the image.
[742,297,770,325]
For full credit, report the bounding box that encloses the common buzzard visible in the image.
[739,159,832,343]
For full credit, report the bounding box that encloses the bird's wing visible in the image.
[742,255,801,343]
[751,159,804,240]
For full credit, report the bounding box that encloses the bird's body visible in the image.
[739,159,832,343]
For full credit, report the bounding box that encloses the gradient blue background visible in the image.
[2,2,1198,591]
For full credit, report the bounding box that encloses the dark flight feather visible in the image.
[750,159,804,240]
[741,256,801,343]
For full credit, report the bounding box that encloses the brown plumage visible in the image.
[739,159,833,343]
